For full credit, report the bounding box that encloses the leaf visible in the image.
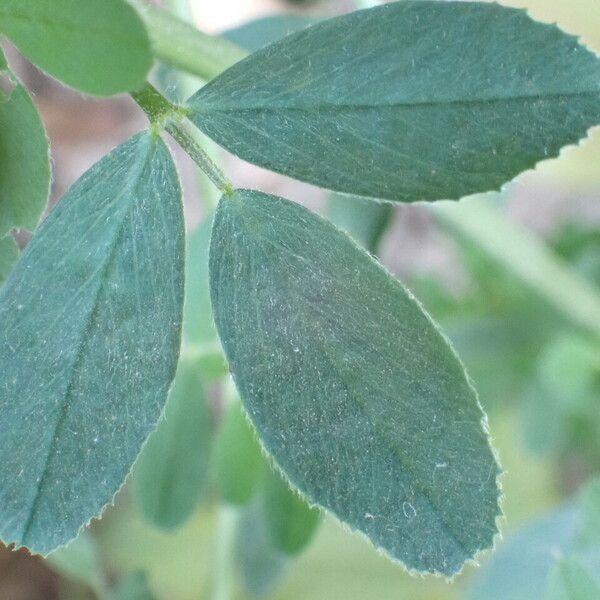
[189,2,600,202]
[208,189,501,576]
[0,132,184,554]
[133,356,212,531]
[47,531,101,588]
[0,54,50,237]
[0,235,19,285]
[112,572,157,600]
[235,498,289,598]
[215,401,265,506]
[545,559,600,600]
[327,195,391,253]
[223,15,318,53]
[0,0,152,95]
[262,468,321,556]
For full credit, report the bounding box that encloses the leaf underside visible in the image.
[190,1,600,202]
[0,0,152,95]
[209,189,501,576]
[0,51,50,237]
[0,132,184,554]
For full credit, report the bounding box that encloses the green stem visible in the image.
[433,196,600,339]
[131,83,233,195]
[132,1,248,81]
[213,506,238,600]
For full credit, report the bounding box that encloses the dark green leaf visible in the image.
[0,235,19,285]
[189,1,600,202]
[0,55,50,237]
[546,559,600,600]
[327,195,391,253]
[133,356,212,530]
[0,0,152,95]
[235,499,289,598]
[215,402,265,506]
[209,189,501,575]
[263,468,321,556]
[223,15,318,53]
[0,132,184,554]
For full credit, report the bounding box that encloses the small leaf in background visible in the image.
[223,15,318,53]
[134,357,212,531]
[327,195,392,254]
[0,235,19,285]
[578,478,600,548]
[47,531,101,589]
[0,0,152,95]
[0,132,184,554]
[112,572,157,600]
[263,468,321,556]
[0,49,50,237]
[235,499,289,598]
[209,189,501,576]
[545,559,600,600]
[189,2,600,202]
[216,402,265,506]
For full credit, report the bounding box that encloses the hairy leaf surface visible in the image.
[209,189,501,575]
[134,357,212,530]
[0,52,50,237]
[190,1,600,202]
[0,0,152,95]
[0,132,184,554]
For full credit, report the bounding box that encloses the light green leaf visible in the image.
[327,195,391,254]
[189,1,600,202]
[0,54,50,237]
[215,401,265,506]
[546,559,600,600]
[263,468,321,556]
[0,235,19,285]
[112,572,157,600]
[0,132,184,554]
[134,357,212,531]
[0,0,152,95]
[223,15,318,53]
[209,189,501,576]
[47,531,100,588]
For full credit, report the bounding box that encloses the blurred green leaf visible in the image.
[216,401,265,506]
[0,0,152,95]
[235,499,289,598]
[47,531,101,588]
[578,478,600,547]
[190,2,600,202]
[263,468,321,556]
[134,357,212,531]
[112,572,157,600]
[545,558,600,600]
[223,15,318,53]
[209,189,501,576]
[0,133,184,554]
[0,52,50,237]
[0,235,19,285]
[327,195,392,254]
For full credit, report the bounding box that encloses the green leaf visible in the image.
[189,1,600,202]
[327,195,392,254]
[47,531,101,588]
[215,401,265,506]
[209,189,501,576]
[0,132,184,554]
[0,235,19,285]
[0,0,152,95]
[0,56,50,237]
[133,357,212,531]
[545,559,600,600]
[112,572,157,600]
[263,468,321,556]
[235,499,289,598]
[223,15,318,53]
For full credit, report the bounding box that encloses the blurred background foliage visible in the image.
[1,0,599,598]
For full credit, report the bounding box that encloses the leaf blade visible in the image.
[208,189,501,576]
[0,132,184,554]
[190,2,600,202]
[0,0,152,95]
